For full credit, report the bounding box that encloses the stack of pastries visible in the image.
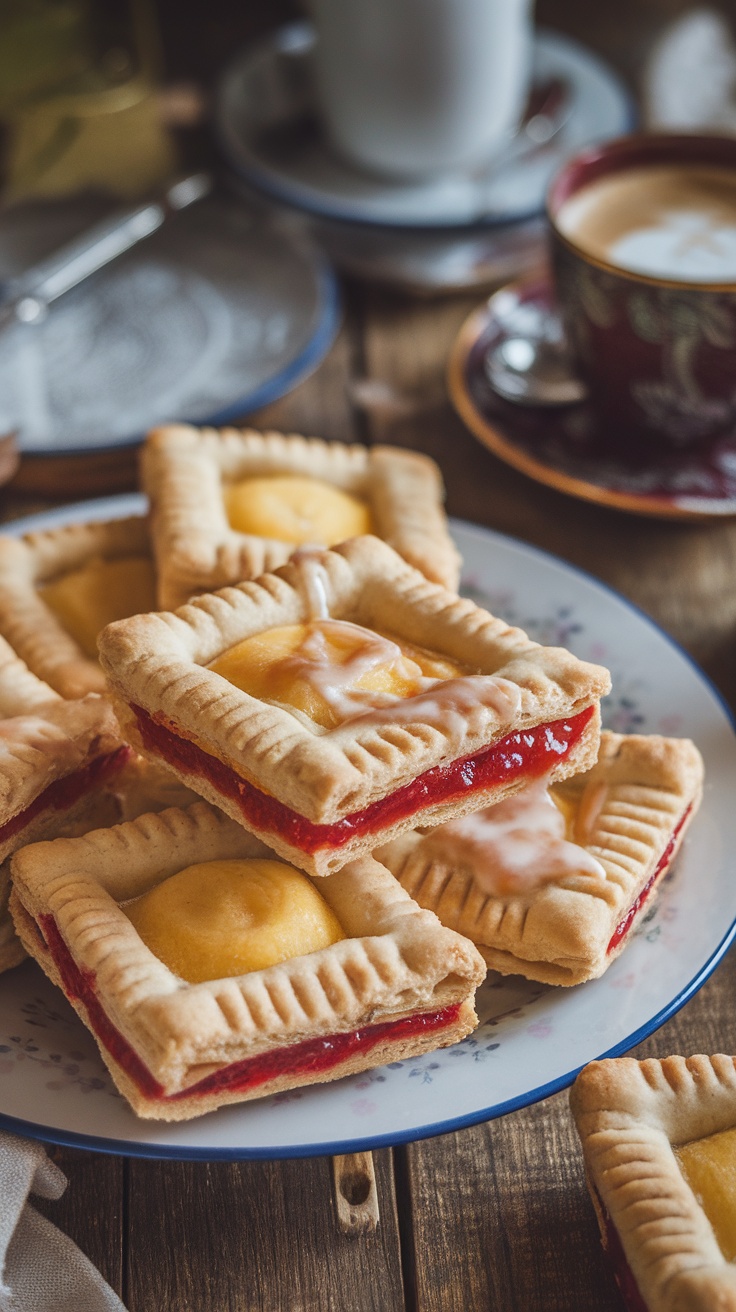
[0,426,703,1121]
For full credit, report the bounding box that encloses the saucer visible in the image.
[0,193,339,457]
[216,23,634,230]
[448,278,736,519]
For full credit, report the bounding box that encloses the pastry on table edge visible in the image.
[571,1055,736,1311]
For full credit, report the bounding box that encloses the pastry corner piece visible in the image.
[0,515,154,699]
[10,801,486,1121]
[0,634,130,973]
[571,1055,736,1311]
[379,731,703,986]
[141,423,462,607]
[98,537,611,877]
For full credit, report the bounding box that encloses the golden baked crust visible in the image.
[379,732,703,986]
[141,424,462,607]
[10,801,486,1121]
[571,1055,736,1312]
[0,635,124,863]
[0,516,151,698]
[98,536,610,876]
[0,635,126,972]
[0,858,24,972]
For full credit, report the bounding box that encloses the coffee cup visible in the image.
[308,0,534,181]
[547,133,736,448]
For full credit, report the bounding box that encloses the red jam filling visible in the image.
[0,745,131,846]
[132,702,595,855]
[38,913,462,1102]
[596,1191,648,1312]
[606,805,692,956]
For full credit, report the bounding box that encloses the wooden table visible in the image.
[5,1,736,1307]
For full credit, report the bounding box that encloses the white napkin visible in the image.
[0,1131,127,1312]
[644,6,736,130]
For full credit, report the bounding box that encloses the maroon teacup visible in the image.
[547,133,736,448]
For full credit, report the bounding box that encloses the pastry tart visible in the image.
[141,424,461,608]
[571,1055,736,1311]
[98,537,610,877]
[0,516,156,698]
[0,636,129,971]
[379,732,702,985]
[10,801,486,1120]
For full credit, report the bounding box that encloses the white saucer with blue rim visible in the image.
[216,22,635,229]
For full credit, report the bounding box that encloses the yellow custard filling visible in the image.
[209,619,464,729]
[224,475,372,545]
[124,857,344,983]
[675,1125,736,1261]
[40,555,157,659]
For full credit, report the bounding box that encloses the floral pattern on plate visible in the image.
[0,501,733,1158]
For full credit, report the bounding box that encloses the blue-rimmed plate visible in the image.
[0,198,339,457]
[0,499,734,1159]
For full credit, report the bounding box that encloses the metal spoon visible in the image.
[484,333,589,407]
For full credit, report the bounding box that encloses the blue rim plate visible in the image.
[216,24,635,230]
[0,503,733,1159]
[0,201,340,458]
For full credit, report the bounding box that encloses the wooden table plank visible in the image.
[33,1146,125,1299]
[126,1150,405,1312]
[404,944,736,1312]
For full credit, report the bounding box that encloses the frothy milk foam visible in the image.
[556,164,736,282]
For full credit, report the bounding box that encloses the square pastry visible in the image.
[0,516,156,698]
[378,732,703,986]
[0,636,129,972]
[10,801,486,1120]
[98,537,610,877]
[571,1055,736,1311]
[141,424,462,608]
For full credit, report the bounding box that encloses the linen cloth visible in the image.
[0,1131,126,1312]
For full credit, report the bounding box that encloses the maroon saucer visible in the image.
[448,277,736,519]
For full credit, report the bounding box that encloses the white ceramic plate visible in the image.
[0,498,734,1159]
[216,24,634,229]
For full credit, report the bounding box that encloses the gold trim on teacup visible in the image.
[447,301,735,522]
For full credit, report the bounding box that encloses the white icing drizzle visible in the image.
[290,549,332,622]
[281,552,524,730]
[422,777,606,896]
[280,619,410,722]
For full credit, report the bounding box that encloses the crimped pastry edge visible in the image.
[0,633,124,851]
[378,732,703,985]
[141,424,462,607]
[98,535,610,832]
[571,1055,736,1312]
[10,801,486,1118]
[0,516,151,698]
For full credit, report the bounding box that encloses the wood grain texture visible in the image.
[126,1151,404,1312]
[32,1146,124,1298]
[403,950,736,1312]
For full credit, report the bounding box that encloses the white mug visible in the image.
[309,0,535,180]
